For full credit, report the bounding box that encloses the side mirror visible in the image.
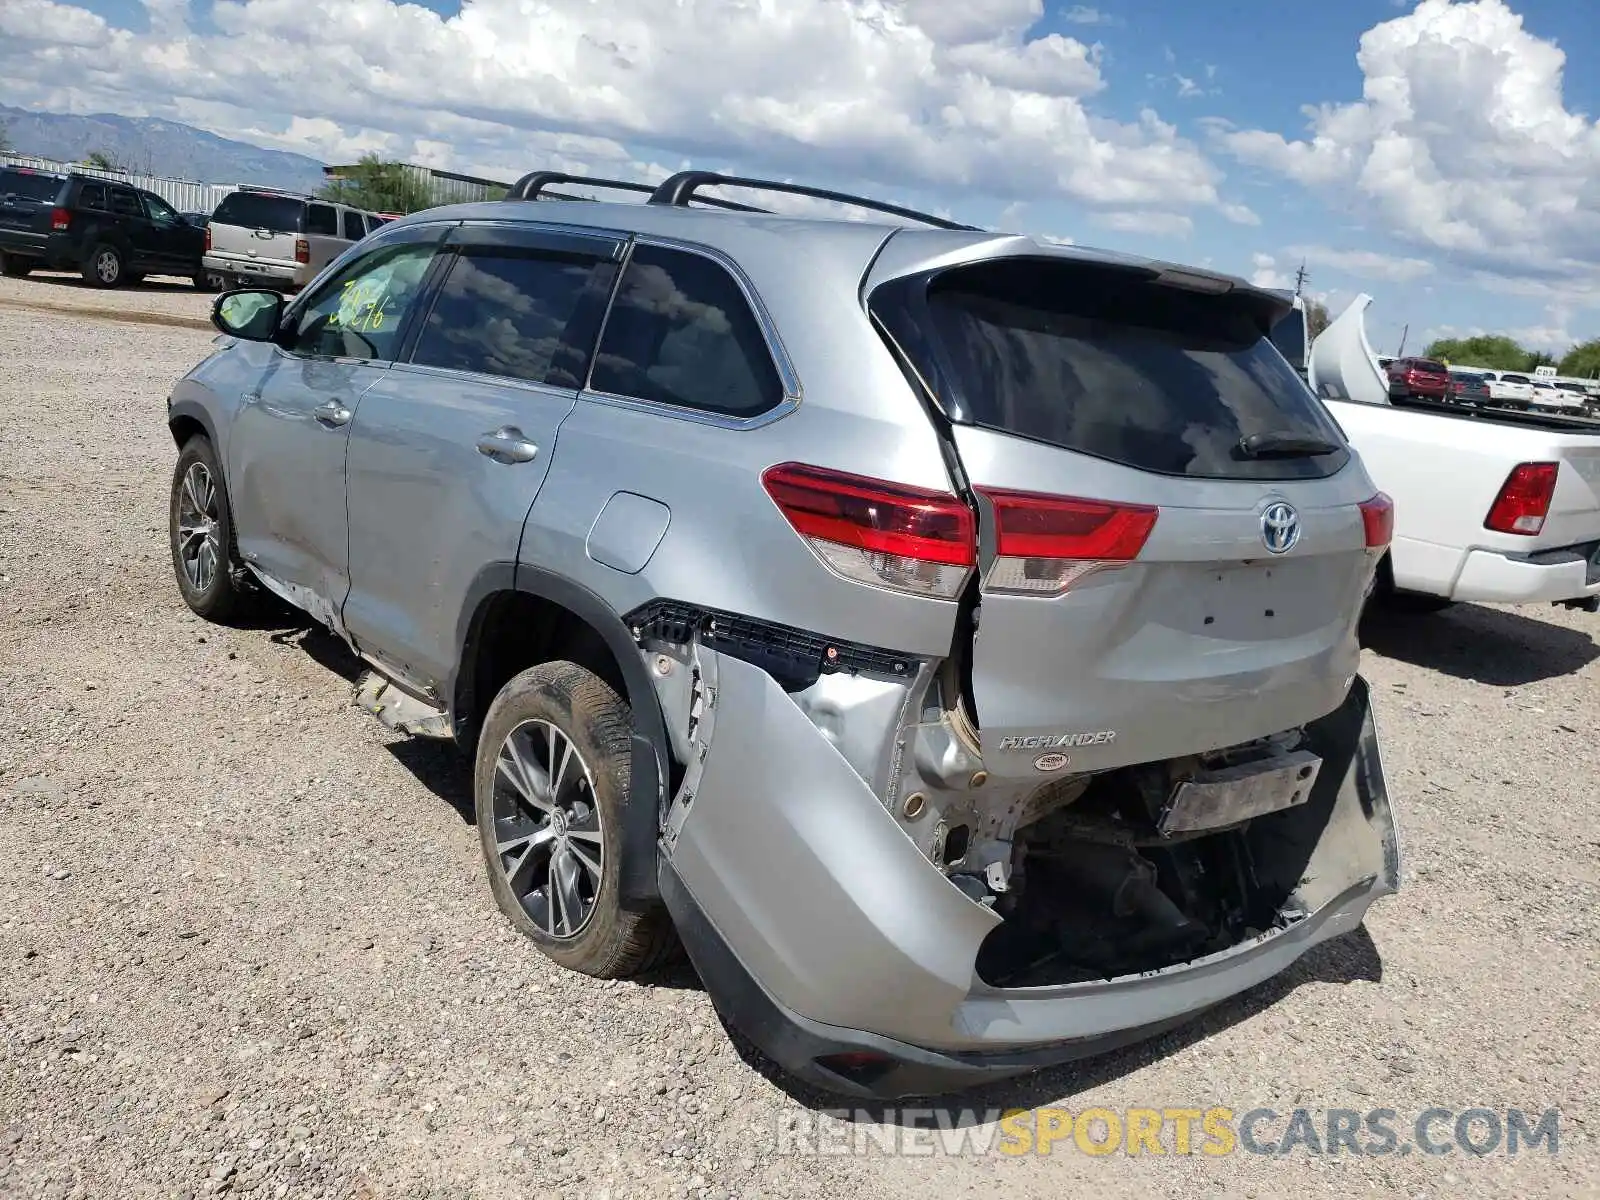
[212,289,284,341]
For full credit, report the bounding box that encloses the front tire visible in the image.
[169,435,251,623]
[474,661,676,978]
[84,243,125,288]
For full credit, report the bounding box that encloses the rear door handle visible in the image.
[476,426,539,464]
[314,400,352,428]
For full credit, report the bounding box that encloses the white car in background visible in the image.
[1531,380,1587,414]
[1481,371,1536,409]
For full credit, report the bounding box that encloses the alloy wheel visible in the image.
[95,249,120,285]
[492,719,605,939]
[176,461,222,593]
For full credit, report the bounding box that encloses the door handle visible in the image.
[476,426,539,464]
[314,400,352,427]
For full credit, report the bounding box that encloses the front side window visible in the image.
[143,193,180,227]
[589,244,783,418]
[283,242,437,361]
[409,248,615,388]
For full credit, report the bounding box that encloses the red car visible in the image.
[1385,357,1451,400]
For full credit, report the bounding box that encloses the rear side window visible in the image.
[590,244,783,418]
[305,203,338,236]
[77,182,107,210]
[212,192,304,233]
[410,249,615,388]
[904,258,1350,480]
[342,210,366,240]
[108,188,142,217]
[0,170,66,203]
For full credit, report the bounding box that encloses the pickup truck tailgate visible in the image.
[1541,444,1600,548]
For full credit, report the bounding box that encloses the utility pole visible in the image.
[1293,260,1309,297]
[1397,324,1409,358]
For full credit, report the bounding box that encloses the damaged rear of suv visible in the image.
[170,169,1400,1101]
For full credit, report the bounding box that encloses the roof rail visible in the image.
[504,170,766,212]
[647,171,981,231]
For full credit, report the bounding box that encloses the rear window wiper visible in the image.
[1236,431,1342,459]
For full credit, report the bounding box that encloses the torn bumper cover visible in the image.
[660,653,1401,1099]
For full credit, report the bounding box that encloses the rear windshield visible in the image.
[1502,374,1530,384]
[0,169,66,203]
[212,191,304,233]
[1409,359,1446,372]
[910,258,1349,480]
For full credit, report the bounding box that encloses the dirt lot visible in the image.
[1,277,1596,1199]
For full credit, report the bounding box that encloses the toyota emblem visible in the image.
[1260,501,1301,555]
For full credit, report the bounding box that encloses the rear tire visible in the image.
[84,243,125,288]
[474,661,677,979]
[0,251,32,278]
[169,435,253,623]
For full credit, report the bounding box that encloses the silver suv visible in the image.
[166,169,1401,1098]
[202,185,384,292]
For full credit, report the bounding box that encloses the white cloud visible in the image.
[1061,5,1122,25]
[1287,244,1435,284]
[1210,0,1600,297]
[1092,210,1193,238]
[1221,202,1261,226]
[0,0,1249,230]
[1250,252,1293,290]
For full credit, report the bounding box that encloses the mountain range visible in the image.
[0,105,327,192]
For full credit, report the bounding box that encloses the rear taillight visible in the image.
[977,488,1158,595]
[761,463,975,599]
[50,206,70,231]
[1485,462,1558,535]
[294,237,309,264]
[1359,492,1394,548]
[204,225,211,251]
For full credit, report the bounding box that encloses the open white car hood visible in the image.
[1307,292,1390,407]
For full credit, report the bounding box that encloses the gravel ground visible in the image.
[1,293,1596,1199]
[0,272,213,329]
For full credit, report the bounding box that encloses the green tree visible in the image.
[84,148,121,171]
[318,154,435,215]
[1525,350,1556,371]
[1422,333,1531,371]
[1559,338,1600,380]
[1305,298,1331,341]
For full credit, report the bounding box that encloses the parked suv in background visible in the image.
[203,186,383,292]
[0,166,209,287]
[1384,356,1449,402]
[166,169,1401,1099]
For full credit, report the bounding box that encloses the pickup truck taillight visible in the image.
[204,225,211,252]
[294,238,310,264]
[1360,493,1395,548]
[50,207,70,231]
[1485,462,1559,535]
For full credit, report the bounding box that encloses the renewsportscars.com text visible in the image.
[774,1106,1561,1158]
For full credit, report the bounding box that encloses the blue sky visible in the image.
[6,0,1600,356]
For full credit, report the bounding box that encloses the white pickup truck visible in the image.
[1274,293,1600,613]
